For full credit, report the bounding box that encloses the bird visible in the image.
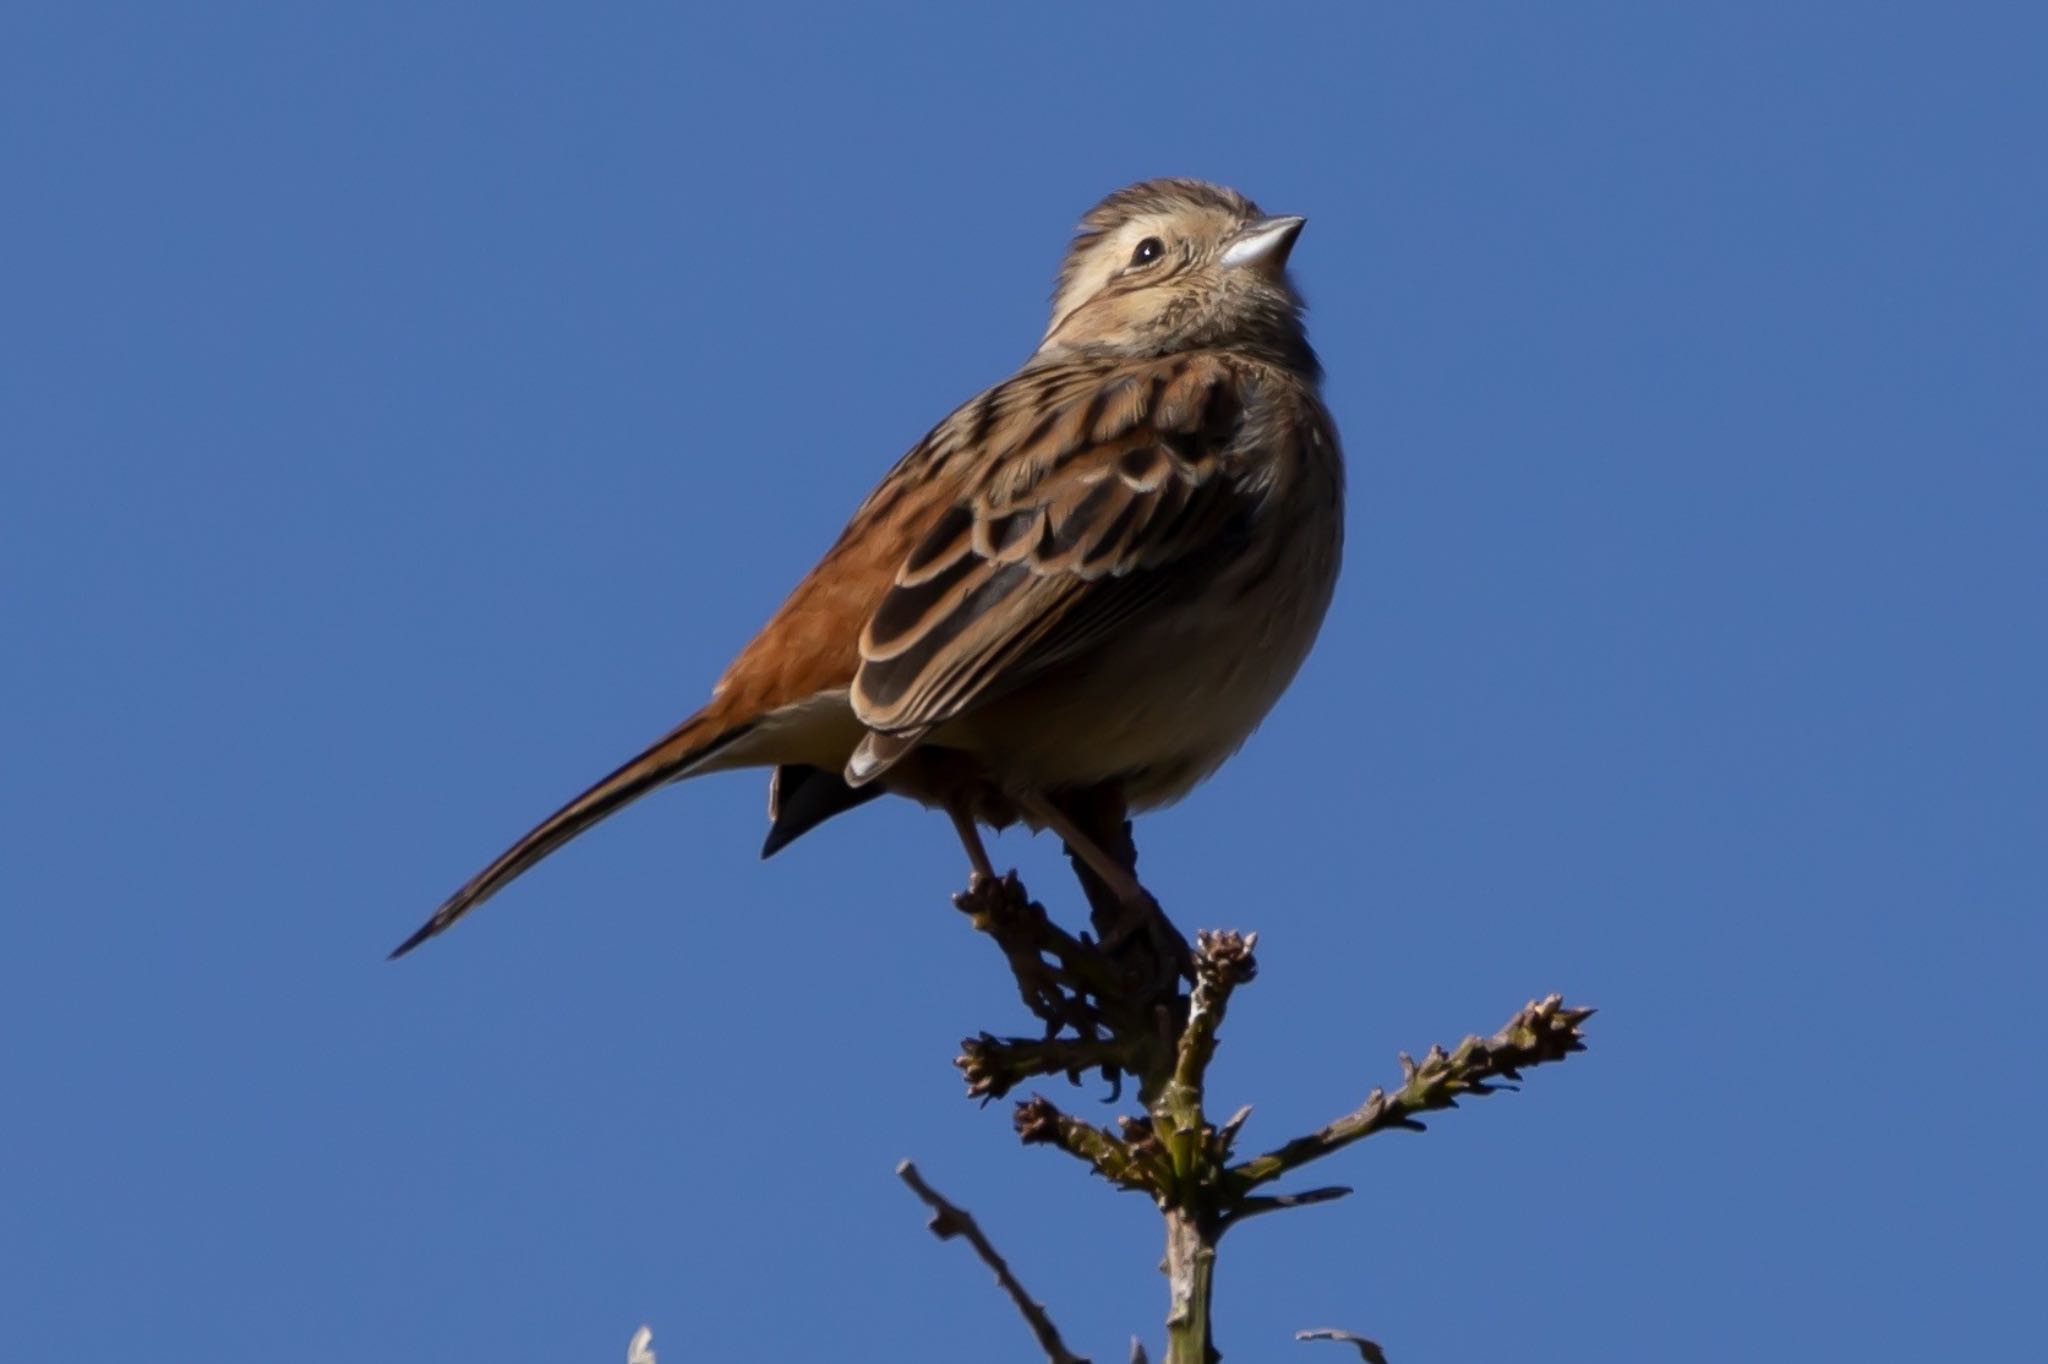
[390,177,1343,959]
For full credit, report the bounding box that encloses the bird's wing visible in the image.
[847,352,1253,777]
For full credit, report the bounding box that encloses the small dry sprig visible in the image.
[906,861,1596,1364]
[897,1160,1091,1364]
[1228,994,1595,1195]
[959,1032,1133,1102]
[1012,1094,1165,1196]
[1297,1327,1389,1363]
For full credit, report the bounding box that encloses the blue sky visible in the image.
[4,3,2042,1360]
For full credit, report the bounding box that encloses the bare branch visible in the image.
[938,860,1593,1363]
[1221,1184,1353,1228]
[1230,995,1595,1191]
[1172,932,1257,1098]
[1296,1328,1389,1363]
[1153,930,1259,1185]
[1013,1095,1165,1196]
[897,1160,1092,1364]
[959,1032,1134,1102]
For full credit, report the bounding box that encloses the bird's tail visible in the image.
[388,708,755,959]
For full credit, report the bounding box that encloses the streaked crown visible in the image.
[1039,178,1316,377]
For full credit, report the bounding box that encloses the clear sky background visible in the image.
[4,4,2042,1361]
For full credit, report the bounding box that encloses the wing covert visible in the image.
[849,354,1252,758]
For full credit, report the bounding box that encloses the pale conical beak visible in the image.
[1220,215,1306,273]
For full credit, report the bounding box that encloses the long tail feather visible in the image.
[389,710,753,959]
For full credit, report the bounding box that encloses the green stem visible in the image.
[1154,931,1253,1363]
[1163,1207,1220,1364]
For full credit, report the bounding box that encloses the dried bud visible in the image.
[1014,1095,1062,1144]
[1194,928,1259,985]
[956,1032,1003,1099]
[1116,1113,1162,1157]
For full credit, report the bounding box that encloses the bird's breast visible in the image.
[954,450,1341,808]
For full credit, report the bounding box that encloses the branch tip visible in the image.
[896,1160,1092,1364]
[1230,994,1595,1190]
[1297,1328,1390,1363]
[1193,928,1259,986]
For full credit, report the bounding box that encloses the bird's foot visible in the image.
[1095,886,1196,987]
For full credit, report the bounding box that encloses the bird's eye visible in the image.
[1129,237,1165,267]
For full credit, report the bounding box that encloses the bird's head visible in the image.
[1037,178,1316,377]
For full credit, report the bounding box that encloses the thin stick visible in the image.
[897,1160,1092,1364]
[1229,995,1594,1192]
[1296,1328,1389,1363]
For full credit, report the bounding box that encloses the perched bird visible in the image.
[391,177,1343,959]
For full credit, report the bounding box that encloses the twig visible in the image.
[1156,931,1258,1179]
[1229,995,1595,1192]
[1013,1095,1166,1196]
[944,860,1594,1363]
[896,1160,1092,1364]
[1172,934,1255,1104]
[1296,1328,1389,1363]
[959,1032,1135,1101]
[1150,930,1259,1364]
[1220,1184,1352,1229]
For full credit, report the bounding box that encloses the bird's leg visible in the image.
[947,802,998,885]
[1025,794,1149,907]
[1022,791,1191,993]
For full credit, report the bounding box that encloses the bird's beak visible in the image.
[1220,215,1306,273]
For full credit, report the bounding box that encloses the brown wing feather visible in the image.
[848,353,1250,771]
